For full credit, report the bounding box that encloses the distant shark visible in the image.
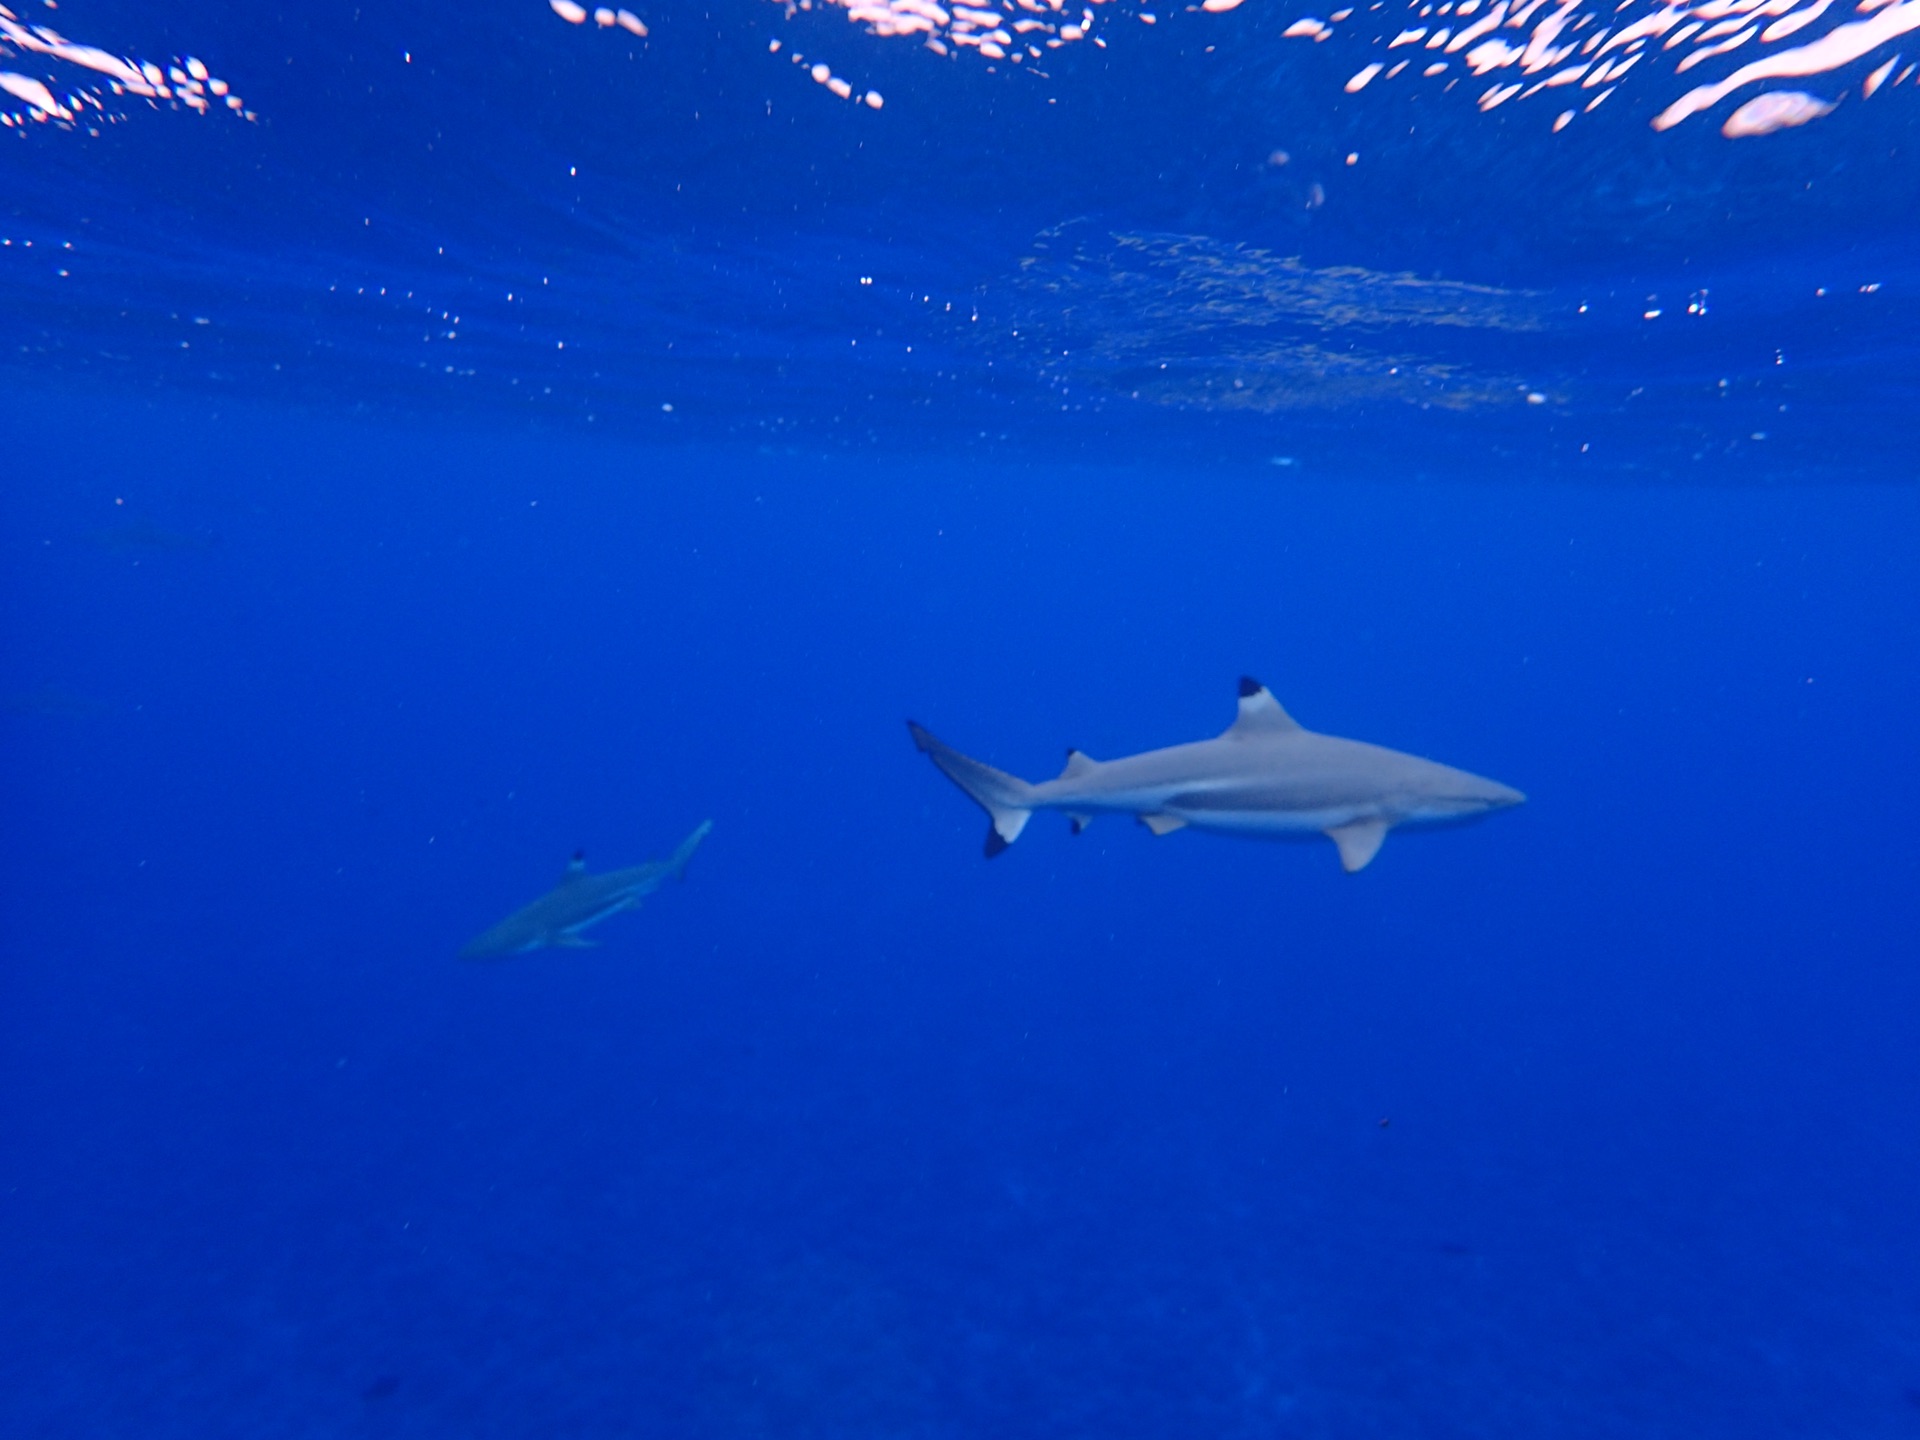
[460,820,713,958]
[910,678,1523,872]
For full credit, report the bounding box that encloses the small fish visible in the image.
[910,678,1522,872]
[460,820,712,958]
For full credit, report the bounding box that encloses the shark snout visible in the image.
[1419,774,1525,821]
[1482,780,1526,810]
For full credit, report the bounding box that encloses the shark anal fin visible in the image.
[1139,813,1187,837]
[1326,818,1389,872]
[1225,678,1303,738]
[1068,813,1093,835]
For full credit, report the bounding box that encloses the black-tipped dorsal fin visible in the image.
[1225,676,1301,737]
[1058,748,1099,780]
[561,850,587,882]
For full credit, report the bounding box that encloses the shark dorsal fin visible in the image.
[1225,677,1302,738]
[1059,748,1099,780]
[561,850,587,882]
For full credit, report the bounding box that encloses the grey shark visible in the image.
[460,820,712,958]
[909,679,1522,872]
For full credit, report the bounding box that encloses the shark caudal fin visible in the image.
[908,721,1039,857]
[667,819,713,879]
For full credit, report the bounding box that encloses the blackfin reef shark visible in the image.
[460,820,712,958]
[910,679,1522,872]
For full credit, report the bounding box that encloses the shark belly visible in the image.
[565,890,643,931]
[1042,783,1193,817]
[1153,758,1401,834]
[1042,764,1392,834]
[1165,801,1382,837]
[1034,744,1249,819]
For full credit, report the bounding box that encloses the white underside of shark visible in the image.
[910,679,1523,872]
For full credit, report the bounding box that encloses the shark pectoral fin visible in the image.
[1326,818,1390,873]
[1068,813,1094,835]
[1138,813,1187,837]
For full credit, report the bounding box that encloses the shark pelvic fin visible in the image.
[1059,748,1099,780]
[1326,818,1389,872]
[1226,677,1302,738]
[1139,813,1187,837]
[1068,813,1094,834]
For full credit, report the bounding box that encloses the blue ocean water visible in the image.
[4,0,1920,1434]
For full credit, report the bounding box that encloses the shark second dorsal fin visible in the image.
[1225,676,1302,738]
[1059,748,1099,780]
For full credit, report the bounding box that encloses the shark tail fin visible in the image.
[908,721,1038,858]
[668,819,713,880]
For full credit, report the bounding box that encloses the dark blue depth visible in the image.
[4,392,1917,1436]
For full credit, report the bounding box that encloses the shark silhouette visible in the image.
[460,820,712,958]
[910,678,1522,871]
